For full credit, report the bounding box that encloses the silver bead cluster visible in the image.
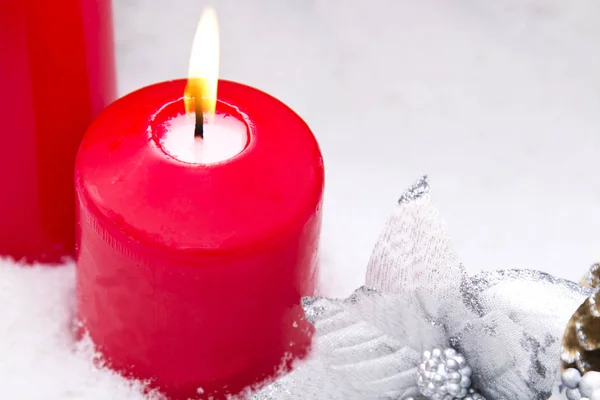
[562,368,600,400]
[415,348,486,400]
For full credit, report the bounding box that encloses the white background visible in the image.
[2,0,600,398]
[115,0,600,296]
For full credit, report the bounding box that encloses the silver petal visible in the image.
[252,287,442,399]
[470,269,593,335]
[366,177,473,325]
[448,269,594,400]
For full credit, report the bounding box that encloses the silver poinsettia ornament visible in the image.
[251,177,593,400]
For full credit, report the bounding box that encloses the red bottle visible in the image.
[0,0,116,263]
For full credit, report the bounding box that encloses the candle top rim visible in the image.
[151,96,250,166]
[76,79,324,254]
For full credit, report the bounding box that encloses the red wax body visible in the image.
[75,80,324,399]
[0,0,116,263]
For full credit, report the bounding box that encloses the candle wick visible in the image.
[194,97,204,139]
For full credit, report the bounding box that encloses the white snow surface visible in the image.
[3,0,600,398]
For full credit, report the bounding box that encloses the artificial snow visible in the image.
[3,0,600,398]
[0,259,163,399]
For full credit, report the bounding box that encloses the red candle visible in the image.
[75,78,324,398]
[0,0,116,263]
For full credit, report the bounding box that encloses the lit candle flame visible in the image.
[185,8,219,120]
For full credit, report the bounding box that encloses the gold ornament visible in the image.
[562,263,600,373]
[581,263,600,288]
